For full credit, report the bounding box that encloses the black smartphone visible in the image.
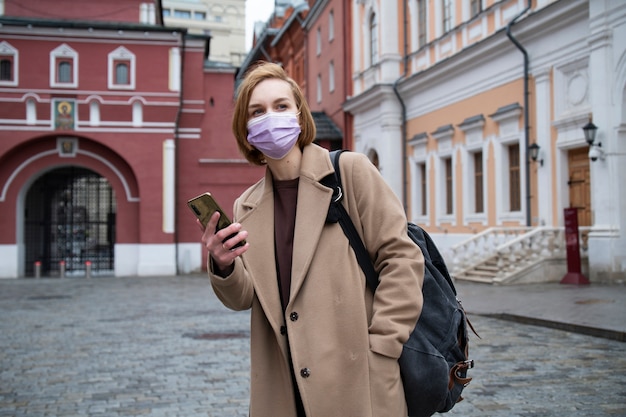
[187,192,246,248]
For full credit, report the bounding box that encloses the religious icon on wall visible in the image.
[54,99,75,130]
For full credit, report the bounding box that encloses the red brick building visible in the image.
[0,0,262,278]
[240,0,351,151]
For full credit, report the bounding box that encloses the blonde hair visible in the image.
[232,62,316,165]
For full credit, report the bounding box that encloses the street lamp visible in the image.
[528,142,543,166]
[582,120,604,162]
[582,121,598,146]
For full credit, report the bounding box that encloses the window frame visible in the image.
[473,151,484,213]
[508,143,521,212]
[316,74,322,103]
[470,0,483,18]
[442,0,453,33]
[444,157,453,215]
[417,0,427,48]
[50,44,78,88]
[419,162,428,216]
[174,9,191,19]
[108,46,136,90]
[0,41,18,86]
[316,27,322,56]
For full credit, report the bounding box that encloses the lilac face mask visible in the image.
[246,112,301,160]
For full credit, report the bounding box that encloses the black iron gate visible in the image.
[24,167,116,277]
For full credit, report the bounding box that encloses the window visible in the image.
[369,12,378,66]
[57,61,72,83]
[108,47,135,90]
[132,101,143,127]
[474,151,484,213]
[316,27,322,56]
[89,100,100,127]
[329,10,335,41]
[417,0,427,47]
[174,9,191,18]
[316,74,322,103]
[0,41,18,86]
[445,157,453,214]
[419,162,427,216]
[194,11,206,20]
[26,99,36,125]
[470,0,483,18]
[162,9,171,17]
[115,63,129,85]
[508,143,521,211]
[443,0,453,33]
[0,58,12,81]
[50,44,78,88]
[329,61,335,92]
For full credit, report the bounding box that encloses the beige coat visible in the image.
[210,144,424,417]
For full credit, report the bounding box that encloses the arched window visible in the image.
[132,101,143,127]
[89,100,100,126]
[58,61,72,83]
[26,99,36,125]
[115,63,129,85]
[369,13,378,66]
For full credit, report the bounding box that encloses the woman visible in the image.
[201,62,424,417]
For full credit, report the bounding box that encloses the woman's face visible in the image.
[247,78,298,122]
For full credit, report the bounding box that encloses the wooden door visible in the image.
[567,148,591,226]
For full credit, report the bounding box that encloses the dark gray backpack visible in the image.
[323,150,477,417]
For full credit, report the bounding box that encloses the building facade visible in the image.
[345,0,626,282]
[162,0,247,66]
[0,0,262,278]
[239,0,348,150]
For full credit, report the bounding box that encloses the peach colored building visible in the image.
[345,0,626,283]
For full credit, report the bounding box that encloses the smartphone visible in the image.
[187,192,246,248]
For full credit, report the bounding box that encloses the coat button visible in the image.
[289,312,299,321]
[280,325,287,335]
[300,368,311,378]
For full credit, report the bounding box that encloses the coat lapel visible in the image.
[288,176,334,303]
[237,145,336,332]
[288,145,335,306]
[238,171,285,337]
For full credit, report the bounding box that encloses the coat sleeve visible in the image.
[207,198,255,311]
[341,152,424,359]
[208,257,254,311]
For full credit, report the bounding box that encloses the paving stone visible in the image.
[0,275,624,416]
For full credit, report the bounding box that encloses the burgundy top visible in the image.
[273,178,299,312]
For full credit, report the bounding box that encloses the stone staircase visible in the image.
[446,226,591,285]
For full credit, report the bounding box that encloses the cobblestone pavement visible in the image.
[1,275,625,417]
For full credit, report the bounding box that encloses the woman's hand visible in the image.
[200,211,249,275]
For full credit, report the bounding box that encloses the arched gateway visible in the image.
[24,167,116,277]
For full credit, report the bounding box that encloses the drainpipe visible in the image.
[173,32,186,275]
[506,0,532,227]
[392,0,409,213]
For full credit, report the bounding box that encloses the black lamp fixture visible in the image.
[582,120,599,146]
[528,142,543,166]
[583,118,605,162]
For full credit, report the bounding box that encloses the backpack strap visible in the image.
[323,150,379,292]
